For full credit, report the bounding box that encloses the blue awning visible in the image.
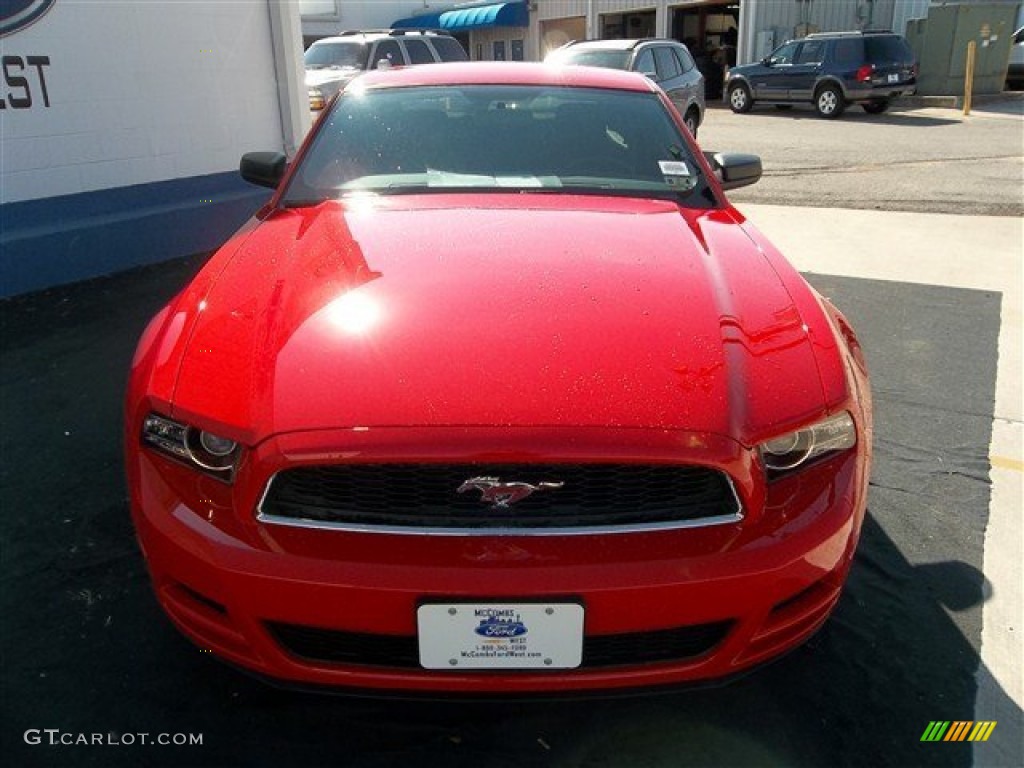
[392,2,529,32]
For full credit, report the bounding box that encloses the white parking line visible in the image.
[739,205,1023,755]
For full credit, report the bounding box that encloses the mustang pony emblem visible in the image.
[457,476,564,508]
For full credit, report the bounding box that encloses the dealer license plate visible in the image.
[887,73,900,83]
[417,603,584,670]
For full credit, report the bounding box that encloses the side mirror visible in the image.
[640,68,658,81]
[240,152,287,189]
[706,152,762,190]
[762,57,772,66]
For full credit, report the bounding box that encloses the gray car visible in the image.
[546,39,705,138]
[1008,26,1024,89]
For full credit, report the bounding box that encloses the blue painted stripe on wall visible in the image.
[0,172,271,298]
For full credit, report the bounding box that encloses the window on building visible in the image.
[511,39,524,61]
[494,40,506,61]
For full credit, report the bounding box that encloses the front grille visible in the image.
[258,463,739,532]
[266,620,734,670]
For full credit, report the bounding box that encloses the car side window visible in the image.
[403,38,435,64]
[865,36,913,64]
[634,48,657,78]
[431,37,469,62]
[372,40,404,69]
[795,40,826,65]
[768,42,799,65]
[832,38,864,65]
[673,46,695,73]
[654,46,682,81]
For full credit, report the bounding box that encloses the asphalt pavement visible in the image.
[707,93,1024,217]
[1,201,1021,767]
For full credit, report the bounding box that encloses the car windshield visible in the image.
[546,49,631,70]
[283,84,711,205]
[304,41,367,70]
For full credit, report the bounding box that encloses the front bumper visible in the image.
[128,424,869,694]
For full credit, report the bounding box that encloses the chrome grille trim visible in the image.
[255,466,744,536]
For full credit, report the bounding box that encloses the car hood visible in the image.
[727,62,761,77]
[171,196,828,443]
[305,68,360,89]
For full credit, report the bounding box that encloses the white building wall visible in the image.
[538,1,666,45]
[535,0,909,65]
[538,0,590,19]
[470,25,532,59]
[302,0,429,38]
[1,0,299,205]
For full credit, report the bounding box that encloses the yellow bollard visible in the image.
[963,40,976,116]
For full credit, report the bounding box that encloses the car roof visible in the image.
[804,30,902,39]
[356,61,660,93]
[313,29,454,44]
[563,38,680,51]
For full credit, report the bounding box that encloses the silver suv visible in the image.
[305,30,468,112]
[546,39,705,137]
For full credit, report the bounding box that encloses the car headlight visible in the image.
[308,87,325,111]
[759,412,856,476]
[142,413,240,480]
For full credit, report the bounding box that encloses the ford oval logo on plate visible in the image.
[474,614,528,638]
[418,603,583,669]
[1,0,55,37]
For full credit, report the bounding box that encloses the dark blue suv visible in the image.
[725,31,917,118]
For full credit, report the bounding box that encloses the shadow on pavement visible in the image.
[1,259,1020,767]
[705,102,961,127]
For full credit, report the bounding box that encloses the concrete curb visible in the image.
[894,92,1024,109]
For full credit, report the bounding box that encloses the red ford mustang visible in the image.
[126,63,872,694]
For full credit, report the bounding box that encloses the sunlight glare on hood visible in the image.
[326,290,381,335]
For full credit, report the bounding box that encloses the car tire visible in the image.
[814,84,845,118]
[862,100,889,114]
[684,108,700,138]
[728,83,753,113]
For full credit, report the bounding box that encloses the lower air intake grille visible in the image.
[266,620,733,670]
